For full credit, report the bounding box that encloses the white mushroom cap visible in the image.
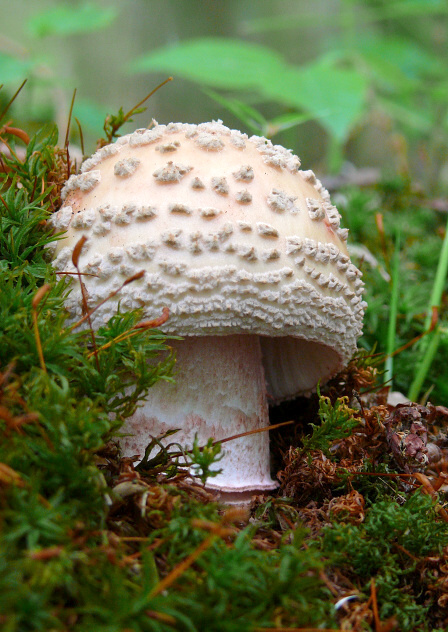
[51,120,365,402]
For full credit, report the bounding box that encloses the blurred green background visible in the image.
[2,0,448,402]
[1,0,447,189]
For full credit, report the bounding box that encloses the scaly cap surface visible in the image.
[51,120,366,399]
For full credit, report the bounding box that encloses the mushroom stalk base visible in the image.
[120,334,278,494]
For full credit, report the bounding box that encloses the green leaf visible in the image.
[357,0,448,20]
[261,59,368,143]
[266,111,318,135]
[30,122,59,152]
[377,96,433,133]
[129,37,287,90]
[187,435,223,485]
[27,3,118,38]
[0,53,35,85]
[359,35,445,92]
[431,80,448,103]
[129,37,366,143]
[203,88,267,134]
[244,1,448,34]
[73,98,111,133]
[204,88,315,137]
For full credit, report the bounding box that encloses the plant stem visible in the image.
[408,328,441,403]
[327,136,343,174]
[425,217,448,331]
[408,213,448,401]
[384,230,401,387]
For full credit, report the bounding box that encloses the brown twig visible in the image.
[386,306,438,359]
[55,271,99,278]
[0,79,27,122]
[371,578,381,632]
[69,270,145,332]
[64,88,77,149]
[149,513,239,598]
[87,306,170,358]
[3,126,29,145]
[74,116,85,157]
[213,419,294,446]
[71,236,100,371]
[28,547,64,560]
[64,88,77,179]
[0,193,11,213]
[103,77,173,143]
[0,463,50,508]
[145,610,177,626]
[168,419,295,460]
[149,532,216,598]
[413,472,448,522]
[0,405,38,435]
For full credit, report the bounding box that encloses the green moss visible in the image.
[319,493,448,630]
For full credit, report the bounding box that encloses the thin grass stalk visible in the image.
[408,327,441,403]
[408,213,448,401]
[384,230,401,387]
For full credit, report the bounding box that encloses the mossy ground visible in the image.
[1,116,448,632]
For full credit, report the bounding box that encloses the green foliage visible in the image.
[187,436,223,486]
[262,54,368,144]
[339,181,448,401]
[129,37,286,91]
[0,53,35,86]
[128,1,448,179]
[102,105,144,144]
[408,212,448,400]
[101,79,173,144]
[0,121,179,629]
[383,230,401,385]
[0,123,59,278]
[27,3,119,38]
[242,0,448,33]
[133,430,224,486]
[1,0,447,186]
[0,2,120,137]
[174,532,333,630]
[302,392,359,456]
[74,311,175,420]
[202,88,315,137]
[138,502,334,631]
[130,38,367,152]
[320,492,448,630]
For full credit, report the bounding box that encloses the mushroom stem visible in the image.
[120,334,278,494]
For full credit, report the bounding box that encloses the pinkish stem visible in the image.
[120,334,278,495]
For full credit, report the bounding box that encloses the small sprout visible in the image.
[101,77,173,144]
[187,435,223,486]
[301,390,359,456]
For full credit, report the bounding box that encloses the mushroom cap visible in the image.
[51,120,366,401]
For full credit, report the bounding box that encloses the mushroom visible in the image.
[51,121,366,500]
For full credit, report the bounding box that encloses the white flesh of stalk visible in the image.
[120,334,278,495]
